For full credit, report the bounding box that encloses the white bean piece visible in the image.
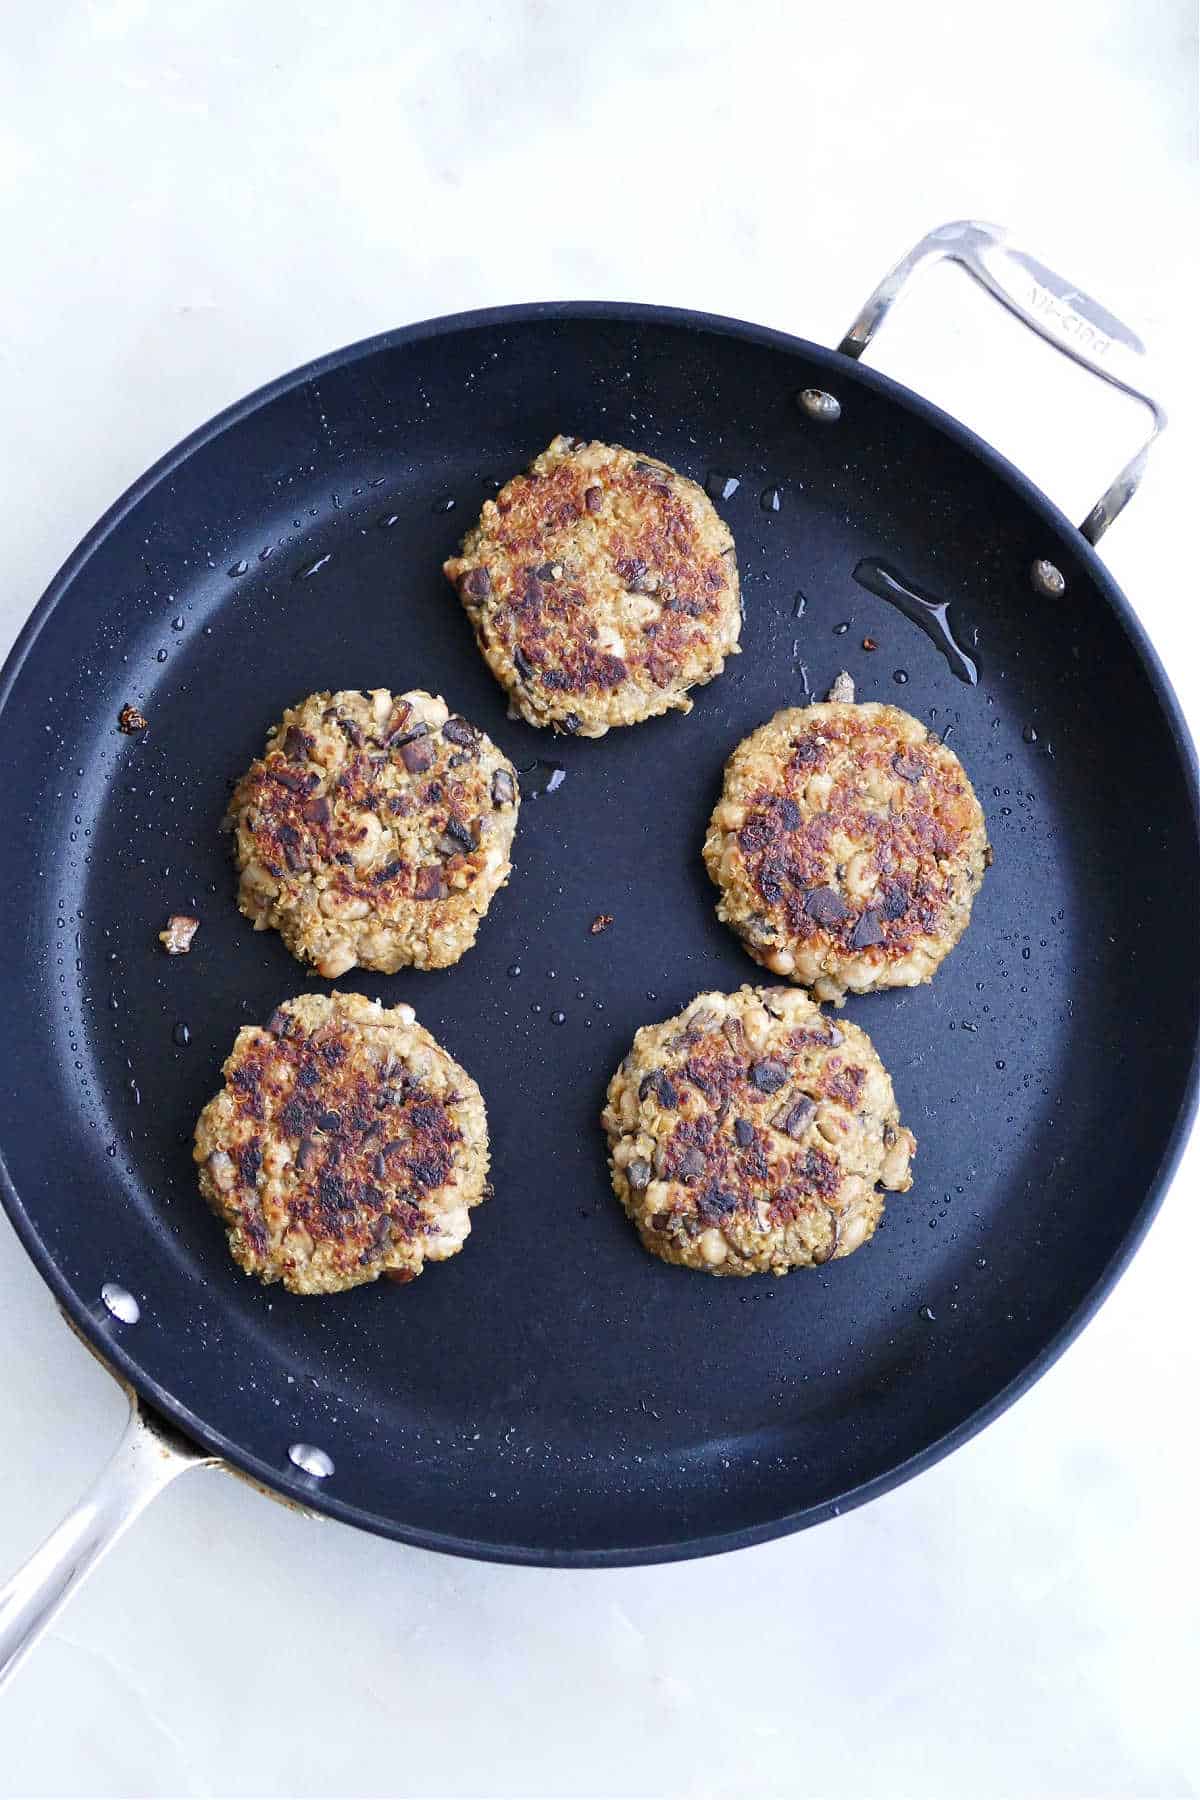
[881,1132,915,1189]
[240,862,279,899]
[206,1150,236,1192]
[318,891,370,920]
[263,1139,293,1177]
[317,942,358,978]
[348,813,387,868]
[698,1228,728,1266]
[844,852,877,900]
[838,1211,870,1255]
[816,1107,844,1144]
[595,624,625,657]
[356,929,397,964]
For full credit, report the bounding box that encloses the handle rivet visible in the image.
[1030,558,1066,598]
[798,387,842,422]
[100,1282,140,1324]
[288,1442,334,1479]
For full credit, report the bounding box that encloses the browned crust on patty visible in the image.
[443,436,741,736]
[194,991,489,1294]
[704,702,990,1004]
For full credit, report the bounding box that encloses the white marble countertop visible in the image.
[0,4,1197,1795]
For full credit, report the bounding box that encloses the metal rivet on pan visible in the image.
[100,1282,140,1324]
[288,1442,334,1479]
[1031,558,1066,598]
[798,387,842,422]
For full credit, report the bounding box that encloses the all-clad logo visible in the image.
[1028,281,1111,356]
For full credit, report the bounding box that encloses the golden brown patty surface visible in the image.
[226,688,519,976]
[602,986,915,1275]
[194,991,489,1294]
[704,700,989,1004]
[443,435,741,736]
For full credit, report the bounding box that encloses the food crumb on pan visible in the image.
[118,703,148,734]
[590,913,614,934]
[159,914,200,954]
[862,637,877,651]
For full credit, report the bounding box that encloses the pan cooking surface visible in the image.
[0,307,1196,1562]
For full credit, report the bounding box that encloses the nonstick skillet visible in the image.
[1,222,1197,1681]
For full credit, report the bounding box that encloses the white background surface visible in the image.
[0,4,1197,1796]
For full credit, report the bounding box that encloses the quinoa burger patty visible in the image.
[602,986,915,1276]
[226,687,519,977]
[443,435,741,736]
[704,691,989,1004]
[195,991,490,1294]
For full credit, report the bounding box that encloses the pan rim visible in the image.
[1,299,1197,1566]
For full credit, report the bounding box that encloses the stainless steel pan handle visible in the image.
[0,1397,218,1691]
[837,219,1165,544]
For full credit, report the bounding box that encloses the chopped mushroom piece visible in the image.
[159,914,200,955]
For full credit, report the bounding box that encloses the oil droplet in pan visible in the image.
[852,560,978,685]
[295,553,333,581]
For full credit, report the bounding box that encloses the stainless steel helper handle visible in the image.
[837,219,1165,544]
[0,1396,218,1691]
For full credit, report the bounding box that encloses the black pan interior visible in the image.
[0,306,1196,1564]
